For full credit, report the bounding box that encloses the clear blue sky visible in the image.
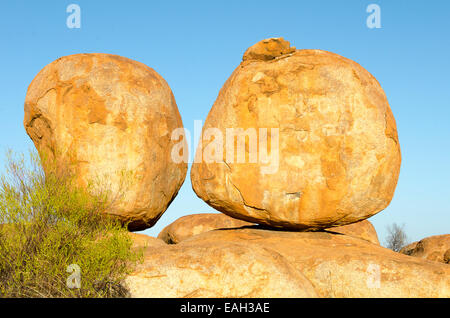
[0,0,449,245]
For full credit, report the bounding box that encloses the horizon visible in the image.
[1,0,449,245]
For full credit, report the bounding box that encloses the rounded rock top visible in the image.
[242,37,296,61]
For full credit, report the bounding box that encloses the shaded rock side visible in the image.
[157,213,253,244]
[327,219,380,245]
[158,213,380,245]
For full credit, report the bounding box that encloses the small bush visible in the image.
[0,150,143,298]
[385,223,409,252]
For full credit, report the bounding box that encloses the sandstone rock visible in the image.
[24,54,188,231]
[328,220,380,245]
[399,241,418,255]
[191,37,401,230]
[444,249,450,264]
[182,227,450,297]
[157,213,253,244]
[400,234,450,264]
[128,233,166,250]
[125,240,318,298]
[243,37,296,62]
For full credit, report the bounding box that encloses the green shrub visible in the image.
[0,150,143,298]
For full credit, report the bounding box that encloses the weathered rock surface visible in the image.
[182,227,450,297]
[191,37,401,230]
[128,233,166,250]
[157,213,253,244]
[24,53,188,231]
[158,213,379,245]
[399,241,418,255]
[400,234,450,264]
[327,219,380,245]
[125,240,318,298]
[243,38,296,62]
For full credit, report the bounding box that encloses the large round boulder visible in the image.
[24,53,188,231]
[191,38,401,230]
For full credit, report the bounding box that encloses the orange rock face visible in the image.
[400,241,418,255]
[24,54,187,231]
[328,220,380,245]
[128,233,166,250]
[158,213,379,245]
[400,234,450,264]
[191,38,401,230]
[183,228,450,297]
[157,213,253,244]
[125,240,318,298]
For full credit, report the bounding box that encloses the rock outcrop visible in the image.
[158,213,380,245]
[128,233,167,250]
[191,37,401,230]
[157,213,253,244]
[125,240,318,298]
[400,234,450,264]
[24,53,188,231]
[327,219,380,245]
[182,227,450,297]
[399,241,418,255]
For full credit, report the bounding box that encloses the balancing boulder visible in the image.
[24,53,187,231]
[191,38,401,230]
